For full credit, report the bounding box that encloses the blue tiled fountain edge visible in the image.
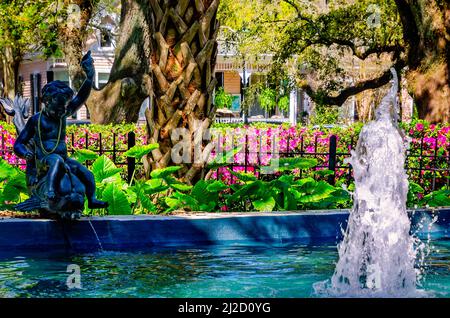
[0,209,448,251]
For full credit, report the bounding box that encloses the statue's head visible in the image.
[41,81,74,118]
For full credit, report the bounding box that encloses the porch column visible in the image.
[289,89,297,125]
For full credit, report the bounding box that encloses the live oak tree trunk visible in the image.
[86,0,153,123]
[59,0,95,91]
[60,0,152,123]
[395,0,450,123]
[0,62,5,121]
[144,0,220,184]
[0,45,21,100]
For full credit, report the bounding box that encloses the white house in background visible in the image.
[18,14,117,121]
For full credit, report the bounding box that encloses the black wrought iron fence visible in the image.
[1,131,138,183]
[212,134,450,193]
[1,130,449,192]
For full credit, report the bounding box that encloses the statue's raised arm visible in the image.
[65,50,95,118]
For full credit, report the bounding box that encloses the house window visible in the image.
[100,29,113,48]
[97,72,109,89]
[215,71,224,89]
[52,71,75,118]
[53,70,70,87]
[18,75,24,96]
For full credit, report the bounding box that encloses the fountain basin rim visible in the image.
[0,208,448,251]
[1,208,352,222]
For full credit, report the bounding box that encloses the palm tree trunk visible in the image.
[144,0,220,184]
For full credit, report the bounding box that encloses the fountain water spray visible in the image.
[315,68,426,297]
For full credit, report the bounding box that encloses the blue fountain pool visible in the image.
[0,238,449,298]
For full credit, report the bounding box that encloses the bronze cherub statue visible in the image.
[10,51,108,219]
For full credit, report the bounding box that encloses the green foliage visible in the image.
[91,155,123,183]
[102,183,131,215]
[276,157,318,171]
[0,1,59,54]
[0,159,29,209]
[223,160,351,212]
[278,95,290,112]
[0,0,61,98]
[66,123,142,136]
[418,189,450,208]
[214,87,233,109]
[0,158,16,180]
[407,182,424,207]
[207,146,243,170]
[219,0,404,107]
[2,170,27,203]
[206,180,229,192]
[162,178,228,213]
[259,88,277,111]
[252,196,276,212]
[84,155,130,215]
[248,77,292,113]
[309,105,340,125]
[123,144,159,161]
[1,152,449,215]
[150,166,182,179]
[72,149,99,163]
[314,169,335,177]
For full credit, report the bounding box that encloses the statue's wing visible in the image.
[21,97,31,119]
[0,97,15,116]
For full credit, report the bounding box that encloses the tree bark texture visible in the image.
[395,0,449,123]
[60,0,152,124]
[144,0,220,184]
[1,45,20,100]
[60,0,97,91]
[86,0,153,123]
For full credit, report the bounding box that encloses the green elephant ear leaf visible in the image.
[102,183,131,215]
[252,196,276,212]
[276,157,318,171]
[145,178,169,194]
[72,149,99,163]
[409,182,424,194]
[165,197,180,209]
[295,177,317,190]
[165,192,199,211]
[0,158,17,180]
[313,169,334,177]
[420,190,450,207]
[206,180,228,192]
[170,183,193,192]
[150,166,182,179]
[124,144,159,161]
[91,155,123,183]
[172,192,199,210]
[228,180,264,202]
[139,193,157,213]
[190,180,217,205]
[297,181,337,203]
[2,172,28,202]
